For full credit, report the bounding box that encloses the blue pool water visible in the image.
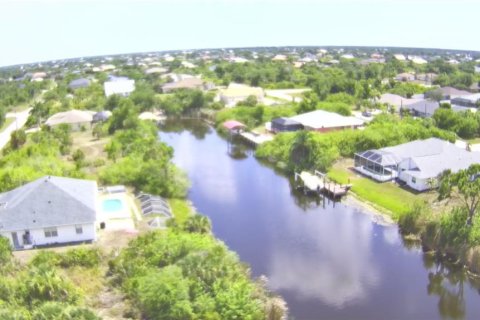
[102,199,123,212]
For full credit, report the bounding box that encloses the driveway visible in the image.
[0,108,31,150]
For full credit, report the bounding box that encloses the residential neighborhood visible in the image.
[1,32,480,320]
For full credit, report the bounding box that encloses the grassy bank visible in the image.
[327,159,432,220]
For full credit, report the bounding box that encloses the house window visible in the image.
[44,227,58,238]
[412,177,416,184]
[75,225,83,234]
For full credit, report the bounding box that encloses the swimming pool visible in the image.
[102,199,124,212]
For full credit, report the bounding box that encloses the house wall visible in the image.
[309,125,359,132]
[1,223,96,249]
[398,172,431,191]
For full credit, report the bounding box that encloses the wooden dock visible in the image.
[295,170,351,198]
[239,132,274,147]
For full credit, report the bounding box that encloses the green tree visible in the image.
[10,129,27,150]
[183,214,212,234]
[438,164,480,225]
[298,91,319,113]
[134,266,193,320]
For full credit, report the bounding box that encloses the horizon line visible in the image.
[2,44,480,69]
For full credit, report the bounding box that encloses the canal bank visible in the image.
[159,119,480,320]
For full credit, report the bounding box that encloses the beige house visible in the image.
[45,110,93,130]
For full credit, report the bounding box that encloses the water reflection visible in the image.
[160,119,211,140]
[268,200,380,307]
[159,120,480,320]
[424,254,480,320]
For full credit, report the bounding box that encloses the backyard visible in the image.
[328,158,437,220]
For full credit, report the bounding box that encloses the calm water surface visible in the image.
[159,120,480,320]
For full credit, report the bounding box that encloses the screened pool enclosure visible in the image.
[354,149,400,182]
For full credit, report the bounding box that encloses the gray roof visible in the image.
[405,146,480,179]
[382,138,447,159]
[358,138,480,179]
[272,117,302,126]
[68,78,90,89]
[93,110,112,122]
[403,99,439,116]
[0,176,97,231]
[425,86,471,98]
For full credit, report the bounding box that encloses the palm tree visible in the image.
[184,214,212,234]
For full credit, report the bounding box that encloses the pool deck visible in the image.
[98,192,141,231]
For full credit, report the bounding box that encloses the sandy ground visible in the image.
[265,88,311,102]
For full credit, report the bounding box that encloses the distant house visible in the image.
[377,93,421,109]
[144,67,168,75]
[415,73,438,85]
[92,110,112,123]
[161,78,212,93]
[272,54,288,61]
[425,87,472,100]
[289,110,364,132]
[104,77,135,97]
[0,176,98,250]
[402,99,439,118]
[219,84,264,107]
[354,138,480,191]
[270,117,303,133]
[31,72,47,82]
[451,93,480,108]
[408,56,428,65]
[45,109,94,130]
[395,72,415,82]
[68,78,91,90]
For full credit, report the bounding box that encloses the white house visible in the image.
[289,110,364,132]
[0,176,98,250]
[104,77,135,97]
[354,138,480,191]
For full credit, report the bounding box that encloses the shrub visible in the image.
[0,237,12,265]
[58,248,101,268]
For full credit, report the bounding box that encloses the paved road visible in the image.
[0,108,32,150]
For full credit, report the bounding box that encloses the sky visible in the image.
[0,0,478,67]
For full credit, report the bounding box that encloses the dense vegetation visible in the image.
[432,105,480,140]
[256,114,455,173]
[110,225,285,320]
[99,102,189,198]
[0,242,101,319]
[0,125,83,192]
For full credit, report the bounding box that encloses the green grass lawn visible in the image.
[0,117,14,132]
[328,160,430,220]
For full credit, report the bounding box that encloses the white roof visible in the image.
[45,109,93,126]
[104,79,135,97]
[290,110,364,130]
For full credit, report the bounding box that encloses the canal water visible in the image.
[159,120,480,320]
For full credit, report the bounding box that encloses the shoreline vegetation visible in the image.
[0,106,287,318]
